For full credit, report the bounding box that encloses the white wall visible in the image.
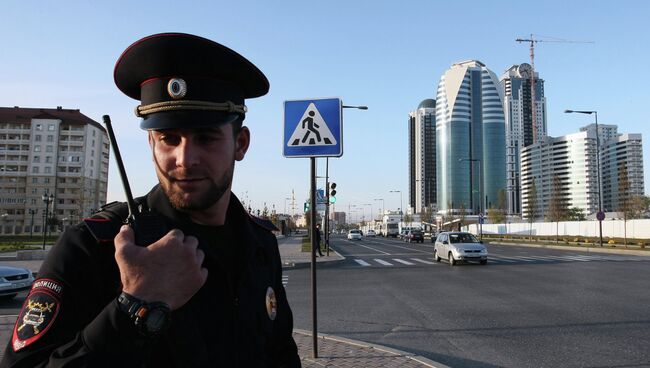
[468,219,650,239]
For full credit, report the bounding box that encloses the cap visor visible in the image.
[139,111,241,130]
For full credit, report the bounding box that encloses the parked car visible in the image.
[404,229,424,243]
[347,229,363,240]
[434,232,488,266]
[0,266,35,299]
[366,230,376,237]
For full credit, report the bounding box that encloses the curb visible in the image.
[293,329,450,368]
[282,249,346,270]
[488,241,650,256]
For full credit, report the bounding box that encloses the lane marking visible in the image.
[354,259,371,266]
[411,258,436,265]
[374,259,393,266]
[393,258,415,265]
[344,242,391,255]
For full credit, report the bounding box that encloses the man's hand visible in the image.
[114,225,208,310]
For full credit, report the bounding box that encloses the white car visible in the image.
[365,230,376,237]
[434,232,488,266]
[347,229,362,240]
[0,266,35,299]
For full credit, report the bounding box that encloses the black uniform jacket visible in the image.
[1,186,301,367]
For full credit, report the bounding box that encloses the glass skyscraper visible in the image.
[499,64,547,215]
[435,60,506,215]
[408,99,436,215]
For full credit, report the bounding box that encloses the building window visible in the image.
[47,135,54,142]
[32,167,39,173]
[44,167,51,174]
[46,156,52,163]
[46,146,53,152]
[35,124,42,131]
[35,135,42,142]
[32,177,38,184]
[44,178,49,184]
[33,156,40,163]
[34,146,41,152]
[48,124,55,131]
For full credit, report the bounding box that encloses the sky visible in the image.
[2,0,649,221]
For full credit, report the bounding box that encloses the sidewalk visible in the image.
[0,236,445,367]
[277,234,345,268]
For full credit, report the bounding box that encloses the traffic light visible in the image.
[329,183,337,203]
[304,201,310,212]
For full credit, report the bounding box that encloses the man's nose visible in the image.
[176,140,200,168]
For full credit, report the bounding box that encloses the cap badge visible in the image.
[167,78,187,99]
[265,287,277,321]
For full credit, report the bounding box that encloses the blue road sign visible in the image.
[283,98,342,157]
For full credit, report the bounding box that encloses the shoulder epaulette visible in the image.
[83,202,129,243]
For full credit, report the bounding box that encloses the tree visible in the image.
[420,204,434,224]
[546,174,568,242]
[629,195,650,219]
[403,213,413,226]
[566,207,586,221]
[524,179,539,238]
[488,189,507,224]
[457,202,466,230]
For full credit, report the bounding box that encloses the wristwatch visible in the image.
[117,292,171,338]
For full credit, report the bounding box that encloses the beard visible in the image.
[157,161,235,212]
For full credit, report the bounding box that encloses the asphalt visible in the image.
[0,236,445,368]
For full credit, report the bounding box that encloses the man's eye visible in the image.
[159,135,180,145]
[197,135,219,144]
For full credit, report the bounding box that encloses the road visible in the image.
[285,234,650,368]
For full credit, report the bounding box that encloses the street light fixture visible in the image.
[565,109,603,247]
[41,192,54,250]
[362,204,372,225]
[28,209,36,239]
[373,198,384,221]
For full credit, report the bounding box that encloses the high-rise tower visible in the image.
[435,60,506,215]
[408,99,436,214]
[499,63,547,215]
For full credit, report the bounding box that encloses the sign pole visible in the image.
[310,157,318,358]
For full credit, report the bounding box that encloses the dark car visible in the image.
[405,230,424,243]
[0,266,35,299]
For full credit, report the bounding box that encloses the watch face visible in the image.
[145,307,170,333]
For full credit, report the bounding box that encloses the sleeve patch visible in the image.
[12,278,63,352]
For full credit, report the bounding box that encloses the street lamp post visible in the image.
[29,209,36,239]
[389,190,403,224]
[41,192,54,250]
[373,199,384,220]
[458,158,482,238]
[362,204,372,226]
[565,109,603,247]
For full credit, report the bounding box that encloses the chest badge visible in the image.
[265,287,277,321]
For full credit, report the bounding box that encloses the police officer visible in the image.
[1,33,301,367]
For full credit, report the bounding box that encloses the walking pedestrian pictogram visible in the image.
[287,103,337,147]
[283,98,342,158]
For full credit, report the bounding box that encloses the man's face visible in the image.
[148,123,249,212]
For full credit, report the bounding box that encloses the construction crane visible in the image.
[515,35,594,144]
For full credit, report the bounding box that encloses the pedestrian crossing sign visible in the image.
[283,98,342,157]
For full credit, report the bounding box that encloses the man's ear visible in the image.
[235,126,250,161]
